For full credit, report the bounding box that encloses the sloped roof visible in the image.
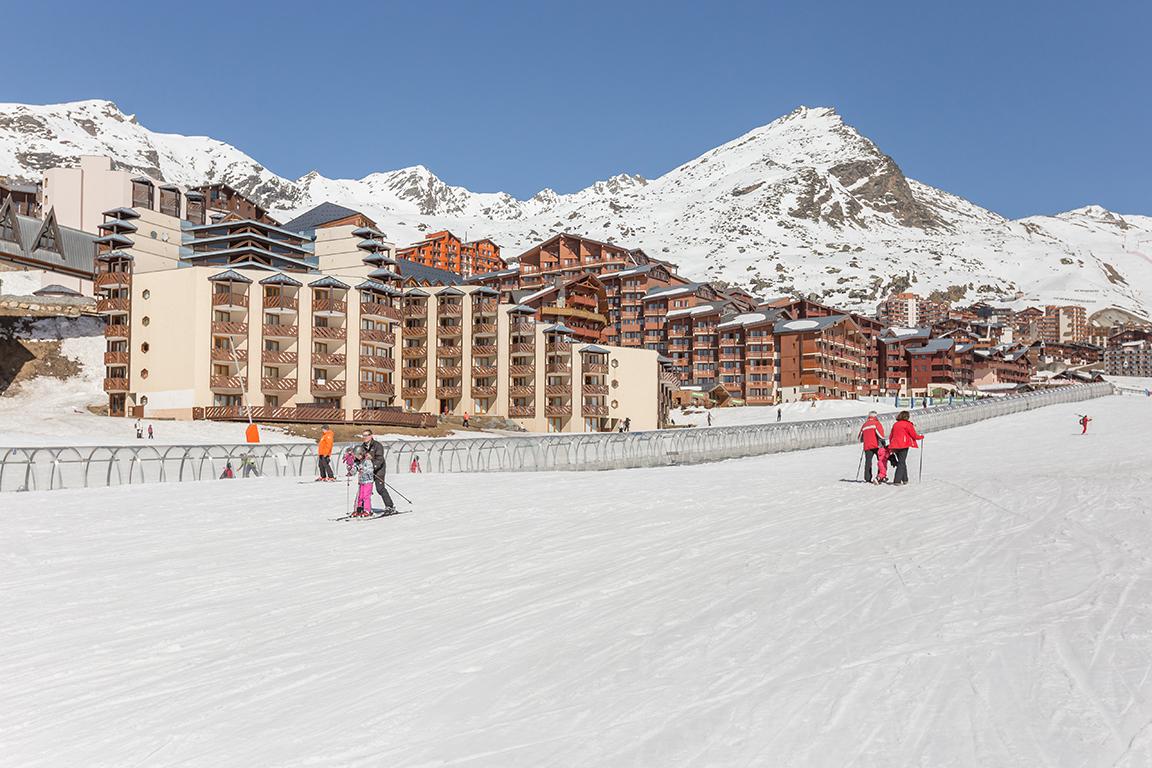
[280,202,364,233]
[0,202,98,277]
[208,269,253,284]
[309,275,350,290]
[395,258,465,286]
[258,272,303,287]
[33,283,83,297]
[773,315,851,334]
[907,338,955,355]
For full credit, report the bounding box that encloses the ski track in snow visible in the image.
[1,397,1151,766]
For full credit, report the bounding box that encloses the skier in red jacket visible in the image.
[858,411,886,484]
[888,411,924,486]
[1079,414,1091,434]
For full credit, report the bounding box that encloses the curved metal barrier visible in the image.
[0,383,1114,493]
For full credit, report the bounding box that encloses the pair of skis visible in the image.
[331,508,410,522]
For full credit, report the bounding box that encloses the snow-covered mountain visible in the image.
[2,99,1149,318]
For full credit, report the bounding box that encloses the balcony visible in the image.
[96,297,130,314]
[104,324,129,340]
[401,366,427,380]
[583,363,608,374]
[262,350,298,365]
[436,386,462,399]
[436,366,463,378]
[545,404,571,417]
[360,328,395,344]
[402,324,428,339]
[360,302,400,321]
[103,377,129,392]
[471,385,497,398]
[509,385,535,397]
[509,364,535,376]
[211,292,249,309]
[545,384,570,396]
[359,355,395,371]
[471,344,498,357]
[510,320,535,334]
[103,351,130,366]
[472,365,498,377]
[94,272,131,289]
[312,352,346,367]
[402,346,428,360]
[401,303,427,318]
[261,377,298,392]
[210,375,248,391]
[582,383,609,395]
[401,386,427,399]
[436,344,463,358]
[311,379,346,395]
[546,342,572,355]
[262,294,298,312]
[472,300,497,315]
[436,324,463,338]
[311,326,346,341]
[508,405,535,418]
[436,303,463,317]
[262,323,298,339]
[312,298,347,315]
[211,321,249,337]
[359,380,395,396]
[471,323,497,336]
[582,404,608,417]
[546,362,572,375]
[510,342,535,354]
[211,348,247,363]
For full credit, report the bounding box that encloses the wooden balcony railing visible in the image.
[359,328,395,344]
[401,386,427,399]
[436,303,463,317]
[193,405,436,429]
[103,377,129,392]
[262,323,298,338]
[471,385,497,398]
[546,362,572,374]
[359,355,395,371]
[359,380,395,396]
[509,385,535,397]
[312,298,347,314]
[582,383,609,395]
[401,366,427,379]
[436,386,462,399]
[436,324,463,337]
[261,377,298,392]
[402,304,427,318]
[582,404,609,417]
[103,351,130,365]
[402,346,428,360]
[311,326,346,340]
[508,405,535,418]
[471,344,498,357]
[312,352,346,367]
[311,379,346,395]
[211,292,249,308]
[360,302,400,321]
[470,323,498,336]
[436,366,463,378]
[471,365,498,378]
[545,404,572,417]
[546,342,572,355]
[211,348,247,363]
[402,324,428,338]
[95,297,130,314]
[545,384,570,396]
[262,350,298,365]
[472,300,497,315]
[509,320,535,334]
[583,363,609,374]
[211,321,248,336]
[510,343,535,354]
[104,324,129,339]
[210,375,248,390]
[262,295,298,311]
[509,364,535,376]
[94,272,131,289]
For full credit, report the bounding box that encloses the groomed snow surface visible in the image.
[3,396,1151,766]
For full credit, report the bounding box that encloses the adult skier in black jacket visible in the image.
[359,429,396,514]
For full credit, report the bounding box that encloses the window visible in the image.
[141,316,150,327]
[140,369,149,379]
[142,289,150,300]
[140,342,149,353]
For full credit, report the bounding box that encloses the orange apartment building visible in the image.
[774,315,869,400]
[512,273,611,343]
[717,309,785,405]
[395,230,504,276]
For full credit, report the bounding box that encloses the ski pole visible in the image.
[918,437,925,483]
[855,446,865,482]
[386,481,412,504]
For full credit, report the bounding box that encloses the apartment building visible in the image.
[877,292,949,327]
[1038,305,1088,343]
[905,337,962,394]
[597,262,682,348]
[512,273,610,343]
[776,298,884,395]
[973,346,1033,386]
[876,327,932,394]
[1104,328,1152,377]
[395,230,504,276]
[717,310,782,405]
[0,178,41,217]
[774,315,869,400]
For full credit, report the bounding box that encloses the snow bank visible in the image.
[2,396,1151,766]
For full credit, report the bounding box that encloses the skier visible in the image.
[1079,414,1092,434]
[219,461,234,479]
[888,411,925,486]
[134,419,143,439]
[240,452,260,478]
[875,440,892,484]
[147,424,154,440]
[316,424,335,482]
[410,455,422,473]
[776,407,782,423]
[624,417,631,432]
[858,411,886,484]
[462,412,470,428]
[360,429,397,515]
[351,447,375,517]
[706,412,712,427]
[342,447,356,477]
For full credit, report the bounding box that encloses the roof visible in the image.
[101,207,141,219]
[906,338,955,355]
[465,267,519,282]
[208,269,253,284]
[437,287,465,297]
[308,275,350,290]
[403,288,429,298]
[258,272,303,287]
[507,304,536,315]
[882,326,932,340]
[280,202,365,233]
[579,344,611,355]
[366,268,402,281]
[717,310,781,329]
[0,203,99,278]
[645,282,704,300]
[469,286,499,296]
[351,226,386,239]
[394,258,465,286]
[33,283,83,297]
[773,315,851,334]
[667,302,726,319]
[356,279,401,296]
[543,323,575,334]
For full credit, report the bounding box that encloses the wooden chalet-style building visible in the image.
[774,315,869,400]
[395,230,504,277]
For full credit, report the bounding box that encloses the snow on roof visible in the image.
[884,326,931,339]
[718,311,769,329]
[645,283,701,300]
[666,304,722,319]
[907,338,955,354]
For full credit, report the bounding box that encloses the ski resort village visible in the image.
[2,15,1152,763]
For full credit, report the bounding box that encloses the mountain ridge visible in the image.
[1,99,1149,318]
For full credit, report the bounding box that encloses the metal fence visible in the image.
[0,383,1114,493]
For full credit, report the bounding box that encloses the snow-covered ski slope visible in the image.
[2,396,1151,767]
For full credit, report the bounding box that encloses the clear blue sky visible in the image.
[6,0,1149,218]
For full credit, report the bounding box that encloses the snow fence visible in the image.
[0,383,1114,492]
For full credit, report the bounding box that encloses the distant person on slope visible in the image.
[858,411,887,484]
[147,424,154,440]
[777,407,782,423]
[360,429,396,514]
[888,411,924,486]
[316,425,335,482]
[1079,414,1092,434]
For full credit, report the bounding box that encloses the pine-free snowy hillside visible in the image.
[2,100,1150,316]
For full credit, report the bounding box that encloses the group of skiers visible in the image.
[858,410,925,486]
[311,426,397,517]
[133,420,154,440]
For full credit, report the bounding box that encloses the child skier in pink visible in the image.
[352,447,375,517]
[342,447,356,477]
[875,441,891,484]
